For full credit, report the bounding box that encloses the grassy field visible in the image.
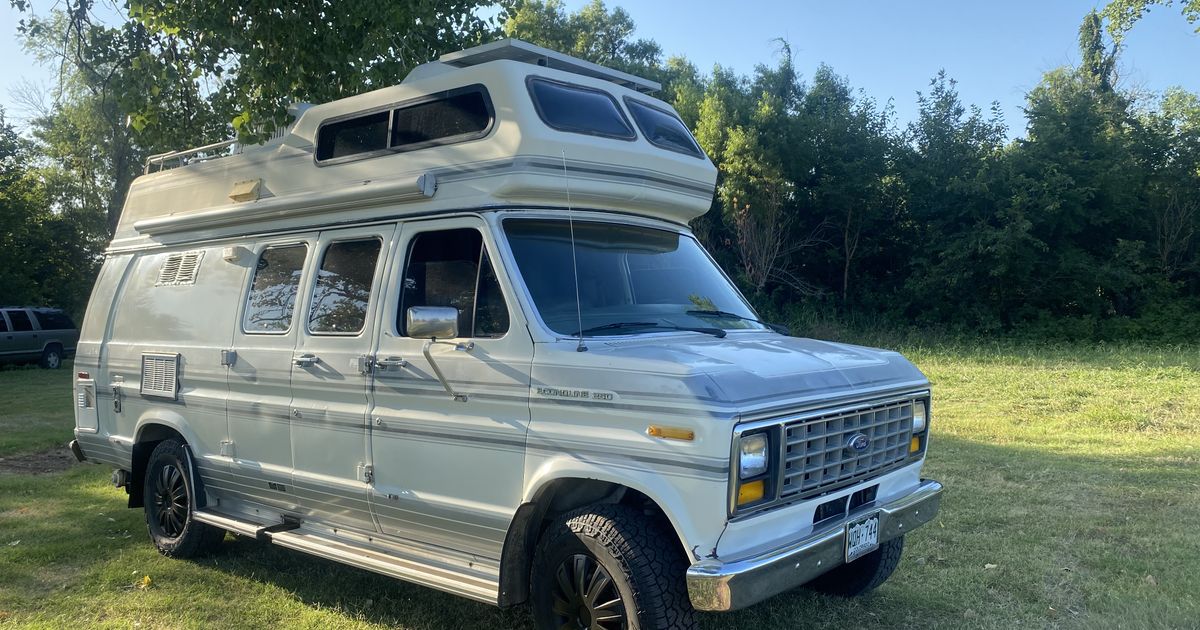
[1,343,1198,629]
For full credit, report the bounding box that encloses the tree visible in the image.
[0,107,100,316]
[504,0,661,76]
[1102,0,1200,42]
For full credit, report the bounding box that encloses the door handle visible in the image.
[375,356,408,371]
[293,354,321,367]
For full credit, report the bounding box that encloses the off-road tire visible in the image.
[39,345,62,369]
[143,439,225,558]
[806,535,904,597]
[530,503,697,630]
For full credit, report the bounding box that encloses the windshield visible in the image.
[503,218,766,336]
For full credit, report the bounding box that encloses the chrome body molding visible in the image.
[686,479,943,612]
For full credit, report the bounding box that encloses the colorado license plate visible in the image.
[845,512,880,563]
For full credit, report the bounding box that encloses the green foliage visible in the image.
[504,0,661,76]
[0,108,99,316]
[1103,0,1200,41]
[5,1,1199,340]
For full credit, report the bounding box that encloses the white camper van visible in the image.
[70,40,942,629]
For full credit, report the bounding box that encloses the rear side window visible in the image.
[316,111,390,161]
[0,315,8,332]
[308,239,382,334]
[624,98,703,157]
[6,310,33,332]
[244,245,308,333]
[316,86,493,163]
[398,229,509,338]
[527,77,635,140]
[391,89,492,150]
[33,311,75,330]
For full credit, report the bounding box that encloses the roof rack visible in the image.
[438,38,660,94]
[145,139,240,174]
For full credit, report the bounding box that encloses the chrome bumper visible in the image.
[686,479,943,611]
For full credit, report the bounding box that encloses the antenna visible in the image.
[562,150,588,353]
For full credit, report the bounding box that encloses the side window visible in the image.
[34,311,75,330]
[526,77,636,140]
[398,229,510,338]
[308,239,382,334]
[6,310,33,332]
[0,315,8,332]
[243,244,308,333]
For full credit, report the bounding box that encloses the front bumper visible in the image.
[686,478,943,611]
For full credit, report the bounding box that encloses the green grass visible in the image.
[0,363,77,456]
[1,343,1198,629]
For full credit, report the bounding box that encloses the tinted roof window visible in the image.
[316,111,389,161]
[6,310,33,332]
[392,89,491,150]
[625,98,703,157]
[34,310,75,330]
[527,78,635,140]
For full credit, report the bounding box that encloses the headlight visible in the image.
[738,433,769,479]
[912,400,928,433]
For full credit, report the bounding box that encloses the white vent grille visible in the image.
[140,353,180,399]
[156,251,204,286]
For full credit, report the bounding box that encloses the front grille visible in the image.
[779,398,916,500]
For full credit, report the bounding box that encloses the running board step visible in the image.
[193,510,290,540]
[266,530,498,604]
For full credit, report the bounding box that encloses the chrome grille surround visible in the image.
[730,391,929,518]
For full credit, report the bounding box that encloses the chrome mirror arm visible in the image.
[423,338,470,402]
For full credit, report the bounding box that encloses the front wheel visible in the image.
[806,535,904,597]
[143,439,225,557]
[530,504,696,630]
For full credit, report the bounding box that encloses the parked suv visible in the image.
[1,307,78,369]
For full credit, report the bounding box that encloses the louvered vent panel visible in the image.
[156,251,204,285]
[140,353,179,399]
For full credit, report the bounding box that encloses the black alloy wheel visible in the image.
[551,553,627,629]
[142,438,225,557]
[153,463,189,538]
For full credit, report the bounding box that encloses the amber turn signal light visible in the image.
[737,479,765,505]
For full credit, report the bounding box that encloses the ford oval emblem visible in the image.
[846,432,870,453]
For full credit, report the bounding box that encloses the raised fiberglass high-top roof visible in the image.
[110,39,717,251]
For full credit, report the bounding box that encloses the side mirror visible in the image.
[407,306,459,339]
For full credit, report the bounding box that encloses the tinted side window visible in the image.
[6,310,33,332]
[625,98,703,157]
[0,315,8,332]
[34,311,75,330]
[399,229,509,338]
[392,89,492,150]
[316,111,389,161]
[244,245,308,333]
[527,78,635,140]
[309,239,382,334]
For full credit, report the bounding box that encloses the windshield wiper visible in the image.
[686,310,791,335]
[573,321,726,338]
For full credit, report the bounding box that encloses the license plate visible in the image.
[845,512,880,563]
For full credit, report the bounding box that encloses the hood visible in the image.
[544,331,928,417]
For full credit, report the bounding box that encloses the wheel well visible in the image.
[497,478,685,608]
[127,424,185,509]
[43,342,63,353]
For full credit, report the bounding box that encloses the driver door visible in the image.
[367,217,532,559]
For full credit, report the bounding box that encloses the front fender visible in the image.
[522,455,729,561]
